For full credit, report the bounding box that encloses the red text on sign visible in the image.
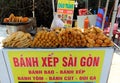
[13,55,39,67]
[62,54,77,67]
[18,76,31,80]
[80,54,100,67]
[42,57,59,67]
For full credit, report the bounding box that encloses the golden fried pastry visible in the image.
[96,39,103,45]
[9,13,15,22]
[93,27,103,33]
[2,31,32,48]
[4,13,29,23]
[2,26,114,48]
[32,30,59,48]
[58,27,84,47]
[83,26,113,47]
[3,18,9,23]
[22,17,29,22]
[52,27,64,34]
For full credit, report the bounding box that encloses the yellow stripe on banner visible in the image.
[58,0,74,5]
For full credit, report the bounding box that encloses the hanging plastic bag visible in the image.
[50,0,64,30]
[51,13,64,29]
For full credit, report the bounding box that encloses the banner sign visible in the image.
[8,50,105,83]
[57,0,75,27]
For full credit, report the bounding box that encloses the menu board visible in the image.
[57,0,75,27]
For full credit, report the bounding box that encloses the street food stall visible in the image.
[0,20,115,83]
[0,0,119,83]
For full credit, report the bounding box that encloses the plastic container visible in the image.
[84,16,89,30]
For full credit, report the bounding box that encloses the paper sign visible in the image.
[57,0,75,27]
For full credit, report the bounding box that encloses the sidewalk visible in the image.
[108,49,120,83]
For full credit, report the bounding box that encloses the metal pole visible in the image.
[85,0,88,10]
[98,0,101,8]
[101,0,110,30]
[52,0,55,16]
[109,0,119,39]
[114,43,120,50]
[32,0,35,18]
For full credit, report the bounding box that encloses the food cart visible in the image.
[0,16,115,83]
[0,0,118,83]
[0,47,114,83]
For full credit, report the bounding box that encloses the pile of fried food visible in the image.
[83,27,113,47]
[2,31,32,48]
[2,27,114,48]
[3,13,29,23]
[31,30,59,48]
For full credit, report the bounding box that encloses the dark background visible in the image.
[0,0,118,28]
